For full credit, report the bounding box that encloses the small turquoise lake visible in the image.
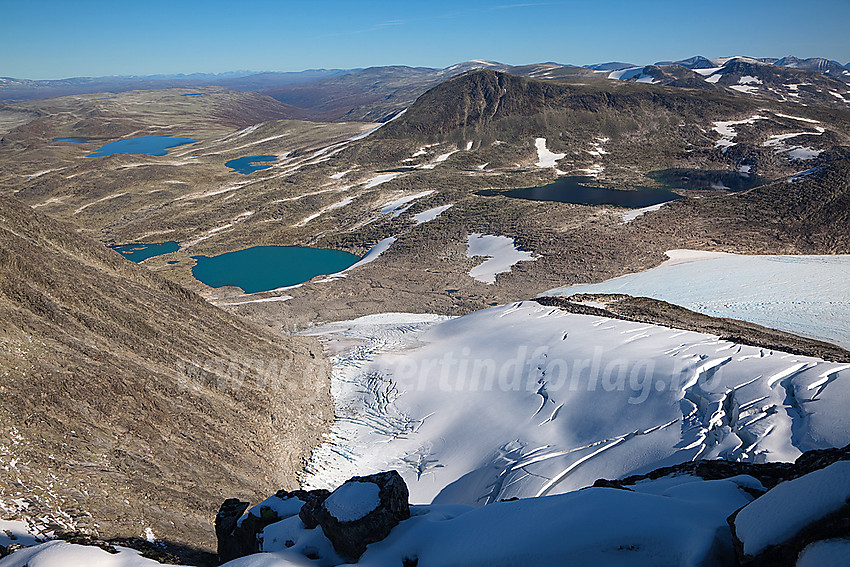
[54,137,88,143]
[225,155,277,174]
[112,241,179,263]
[87,135,197,158]
[192,246,360,293]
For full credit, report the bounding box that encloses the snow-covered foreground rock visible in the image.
[732,460,850,557]
[544,250,850,349]
[301,302,850,506]
[0,540,181,567]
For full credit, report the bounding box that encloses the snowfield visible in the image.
[300,302,850,508]
[544,250,850,349]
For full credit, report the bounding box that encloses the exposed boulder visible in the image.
[297,489,332,530]
[303,470,410,561]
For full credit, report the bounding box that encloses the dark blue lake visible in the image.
[225,155,277,175]
[648,169,767,192]
[192,246,360,293]
[480,176,682,208]
[112,241,179,263]
[54,137,88,143]
[181,93,204,96]
[87,135,197,158]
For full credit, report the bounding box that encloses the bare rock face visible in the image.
[303,470,410,561]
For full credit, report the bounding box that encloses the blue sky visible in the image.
[2,0,849,79]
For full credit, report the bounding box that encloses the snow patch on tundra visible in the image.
[380,191,434,217]
[712,115,768,152]
[243,473,758,567]
[412,204,453,225]
[346,237,397,271]
[618,202,668,223]
[466,233,538,284]
[362,172,401,189]
[534,138,566,168]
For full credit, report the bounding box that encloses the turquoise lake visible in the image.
[225,155,277,174]
[112,241,179,263]
[87,135,197,158]
[192,246,360,293]
[54,137,88,143]
[480,176,682,208]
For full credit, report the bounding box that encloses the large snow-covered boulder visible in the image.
[302,470,410,560]
[731,460,850,565]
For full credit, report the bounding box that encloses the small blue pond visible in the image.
[192,246,360,293]
[87,135,197,158]
[225,155,278,175]
[181,93,204,96]
[54,137,88,143]
[112,241,180,263]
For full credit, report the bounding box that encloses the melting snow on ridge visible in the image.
[544,250,850,349]
[466,233,538,284]
[300,301,850,507]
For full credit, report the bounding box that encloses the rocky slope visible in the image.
[0,197,332,554]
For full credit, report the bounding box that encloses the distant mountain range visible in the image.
[2,55,848,121]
